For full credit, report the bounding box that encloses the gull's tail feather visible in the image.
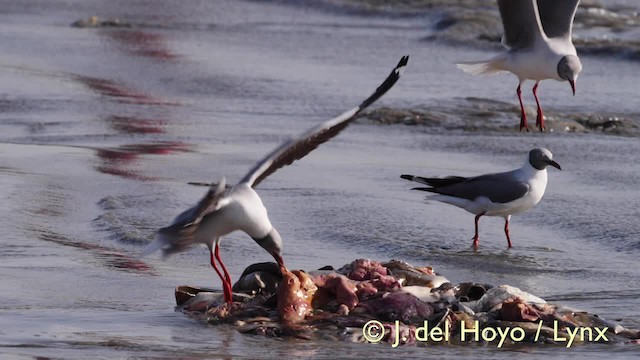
[141,232,172,258]
[401,174,467,188]
[457,56,506,76]
[401,174,431,186]
[141,224,196,258]
[142,179,228,258]
[187,181,233,188]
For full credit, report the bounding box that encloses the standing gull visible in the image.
[143,56,409,305]
[457,0,582,131]
[401,148,560,249]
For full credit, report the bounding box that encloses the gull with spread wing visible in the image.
[458,0,582,131]
[143,56,409,305]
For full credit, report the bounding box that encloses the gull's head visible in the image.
[253,228,286,274]
[557,55,582,96]
[528,148,561,171]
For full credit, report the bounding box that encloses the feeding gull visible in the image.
[401,148,560,249]
[457,0,582,131]
[143,56,409,305]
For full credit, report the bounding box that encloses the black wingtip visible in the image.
[187,181,212,187]
[397,55,409,68]
[357,55,409,111]
[400,174,414,181]
[410,187,432,192]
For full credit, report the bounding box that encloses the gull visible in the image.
[401,148,560,249]
[143,56,409,305]
[457,0,583,131]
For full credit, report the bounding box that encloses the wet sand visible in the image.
[359,97,640,135]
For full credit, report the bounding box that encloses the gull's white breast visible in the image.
[506,46,563,82]
[196,184,272,242]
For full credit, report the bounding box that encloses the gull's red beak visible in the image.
[569,80,576,96]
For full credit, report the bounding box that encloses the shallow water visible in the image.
[1,0,639,359]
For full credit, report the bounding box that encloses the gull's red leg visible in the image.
[214,241,233,304]
[504,216,513,248]
[517,84,529,132]
[472,212,485,249]
[209,245,231,303]
[532,82,545,131]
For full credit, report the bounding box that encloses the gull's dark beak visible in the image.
[254,229,288,275]
[546,159,561,170]
[569,80,576,96]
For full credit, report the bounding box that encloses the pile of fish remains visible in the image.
[175,259,639,346]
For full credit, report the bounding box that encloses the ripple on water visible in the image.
[94,194,170,245]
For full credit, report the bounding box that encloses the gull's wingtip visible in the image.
[393,55,410,78]
[357,55,410,110]
[394,55,409,77]
[236,54,411,189]
[398,55,409,69]
[400,174,414,181]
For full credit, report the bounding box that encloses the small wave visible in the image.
[357,98,640,137]
[93,194,162,246]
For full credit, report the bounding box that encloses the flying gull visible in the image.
[457,0,582,131]
[401,148,560,249]
[143,55,409,305]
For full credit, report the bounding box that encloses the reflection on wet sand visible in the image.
[73,15,180,60]
[102,29,179,62]
[94,142,190,180]
[105,115,166,134]
[29,226,154,273]
[72,74,178,105]
[70,67,186,180]
[19,182,153,273]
